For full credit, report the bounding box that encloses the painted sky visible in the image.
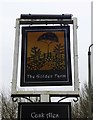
[27,31,64,56]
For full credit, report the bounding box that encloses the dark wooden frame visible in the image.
[20,26,72,86]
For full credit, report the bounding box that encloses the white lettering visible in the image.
[31,112,59,119]
[55,74,66,78]
[46,112,59,118]
[27,74,35,79]
[31,112,45,118]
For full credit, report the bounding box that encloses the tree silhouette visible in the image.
[38,32,58,54]
[72,84,93,119]
[1,92,17,120]
[29,47,42,70]
[31,47,41,60]
[53,43,65,70]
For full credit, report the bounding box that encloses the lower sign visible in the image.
[18,102,71,120]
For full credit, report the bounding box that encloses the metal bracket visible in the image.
[57,96,79,103]
[11,94,40,103]
[11,93,79,103]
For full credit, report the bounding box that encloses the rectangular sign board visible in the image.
[18,102,71,120]
[21,26,72,86]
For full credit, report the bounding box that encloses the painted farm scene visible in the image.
[26,31,66,71]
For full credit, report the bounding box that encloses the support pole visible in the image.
[11,19,20,94]
[88,44,93,119]
[73,17,79,92]
[41,94,50,102]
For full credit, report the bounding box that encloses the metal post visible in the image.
[73,17,79,92]
[88,44,93,119]
[41,93,50,102]
[11,19,20,94]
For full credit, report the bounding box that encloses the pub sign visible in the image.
[20,26,72,86]
[18,102,71,120]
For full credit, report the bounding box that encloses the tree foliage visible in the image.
[0,92,40,120]
[27,43,65,71]
[1,92,17,120]
[72,84,93,119]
